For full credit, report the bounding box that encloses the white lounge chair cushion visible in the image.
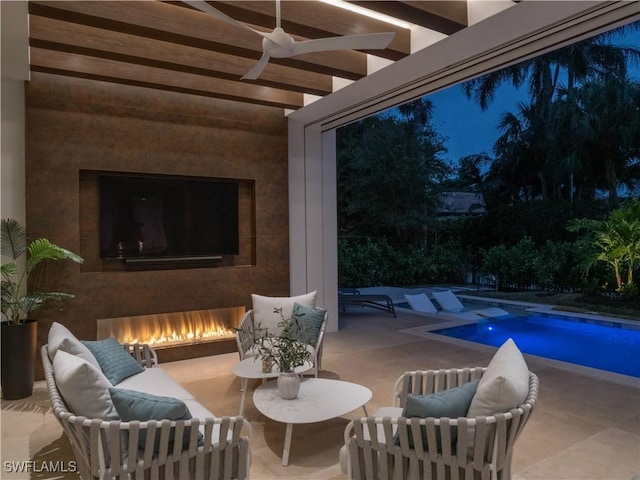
[474,307,511,318]
[47,322,100,368]
[52,350,119,420]
[467,338,529,417]
[404,293,438,314]
[432,290,465,312]
[251,291,317,335]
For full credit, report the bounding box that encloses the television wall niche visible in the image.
[80,170,254,271]
[26,73,289,379]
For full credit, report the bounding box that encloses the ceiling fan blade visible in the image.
[183,0,267,38]
[292,32,395,56]
[241,52,271,80]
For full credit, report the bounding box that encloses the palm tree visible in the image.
[1,219,84,324]
[567,201,640,292]
[463,23,640,205]
[462,23,639,112]
[573,76,640,206]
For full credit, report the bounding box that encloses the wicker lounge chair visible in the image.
[341,358,539,480]
[236,307,328,377]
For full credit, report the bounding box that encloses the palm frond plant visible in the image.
[1,218,84,325]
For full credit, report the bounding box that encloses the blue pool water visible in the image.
[432,315,640,378]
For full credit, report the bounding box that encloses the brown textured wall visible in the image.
[25,73,290,378]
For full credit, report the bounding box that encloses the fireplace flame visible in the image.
[97,307,244,348]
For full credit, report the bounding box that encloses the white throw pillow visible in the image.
[52,350,118,420]
[48,322,99,368]
[467,338,529,417]
[251,291,317,335]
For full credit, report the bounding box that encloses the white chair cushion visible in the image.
[47,322,100,368]
[52,350,118,420]
[467,338,529,417]
[251,291,317,335]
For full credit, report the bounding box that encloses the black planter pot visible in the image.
[1,319,38,400]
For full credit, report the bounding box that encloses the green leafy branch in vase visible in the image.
[254,307,310,373]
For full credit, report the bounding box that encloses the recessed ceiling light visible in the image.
[320,0,413,29]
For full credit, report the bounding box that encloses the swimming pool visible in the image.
[432,314,640,378]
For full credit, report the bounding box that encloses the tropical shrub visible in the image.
[338,237,468,287]
[567,200,640,296]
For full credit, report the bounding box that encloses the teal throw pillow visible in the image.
[82,338,144,385]
[109,388,203,452]
[290,303,326,346]
[394,379,479,449]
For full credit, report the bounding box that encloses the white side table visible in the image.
[233,357,312,415]
[253,378,372,466]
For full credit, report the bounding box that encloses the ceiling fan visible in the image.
[184,0,396,80]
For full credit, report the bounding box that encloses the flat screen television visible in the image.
[99,173,239,261]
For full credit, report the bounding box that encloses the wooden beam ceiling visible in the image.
[27,1,469,110]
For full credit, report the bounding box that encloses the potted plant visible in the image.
[254,308,311,399]
[1,218,84,399]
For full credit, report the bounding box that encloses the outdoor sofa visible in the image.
[42,322,252,480]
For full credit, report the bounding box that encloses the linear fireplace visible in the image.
[97,307,245,362]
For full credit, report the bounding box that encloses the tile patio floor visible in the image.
[2,309,639,479]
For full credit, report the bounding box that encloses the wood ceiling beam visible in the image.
[29,1,370,80]
[29,15,333,96]
[29,48,304,110]
[194,1,411,61]
[351,1,467,35]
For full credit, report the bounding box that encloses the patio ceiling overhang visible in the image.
[26,0,508,110]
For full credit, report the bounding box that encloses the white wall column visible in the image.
[289,118,339,332]
[1,0,29,224]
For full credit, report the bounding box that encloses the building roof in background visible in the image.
[437,192,485,215]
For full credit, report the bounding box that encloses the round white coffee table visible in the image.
[233,357,312,415]
[253,378,372,466]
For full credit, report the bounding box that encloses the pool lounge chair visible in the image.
[339,289,396,317]
[432,290,510,318]
[403,293,438,314]
[404,293,485,320]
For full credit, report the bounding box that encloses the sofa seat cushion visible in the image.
[82,338,144,385]
[116,368,196,401]
[251,291,317,336]
[48,322,99,368]
[184,400,238,444]
[53,350,118,420]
